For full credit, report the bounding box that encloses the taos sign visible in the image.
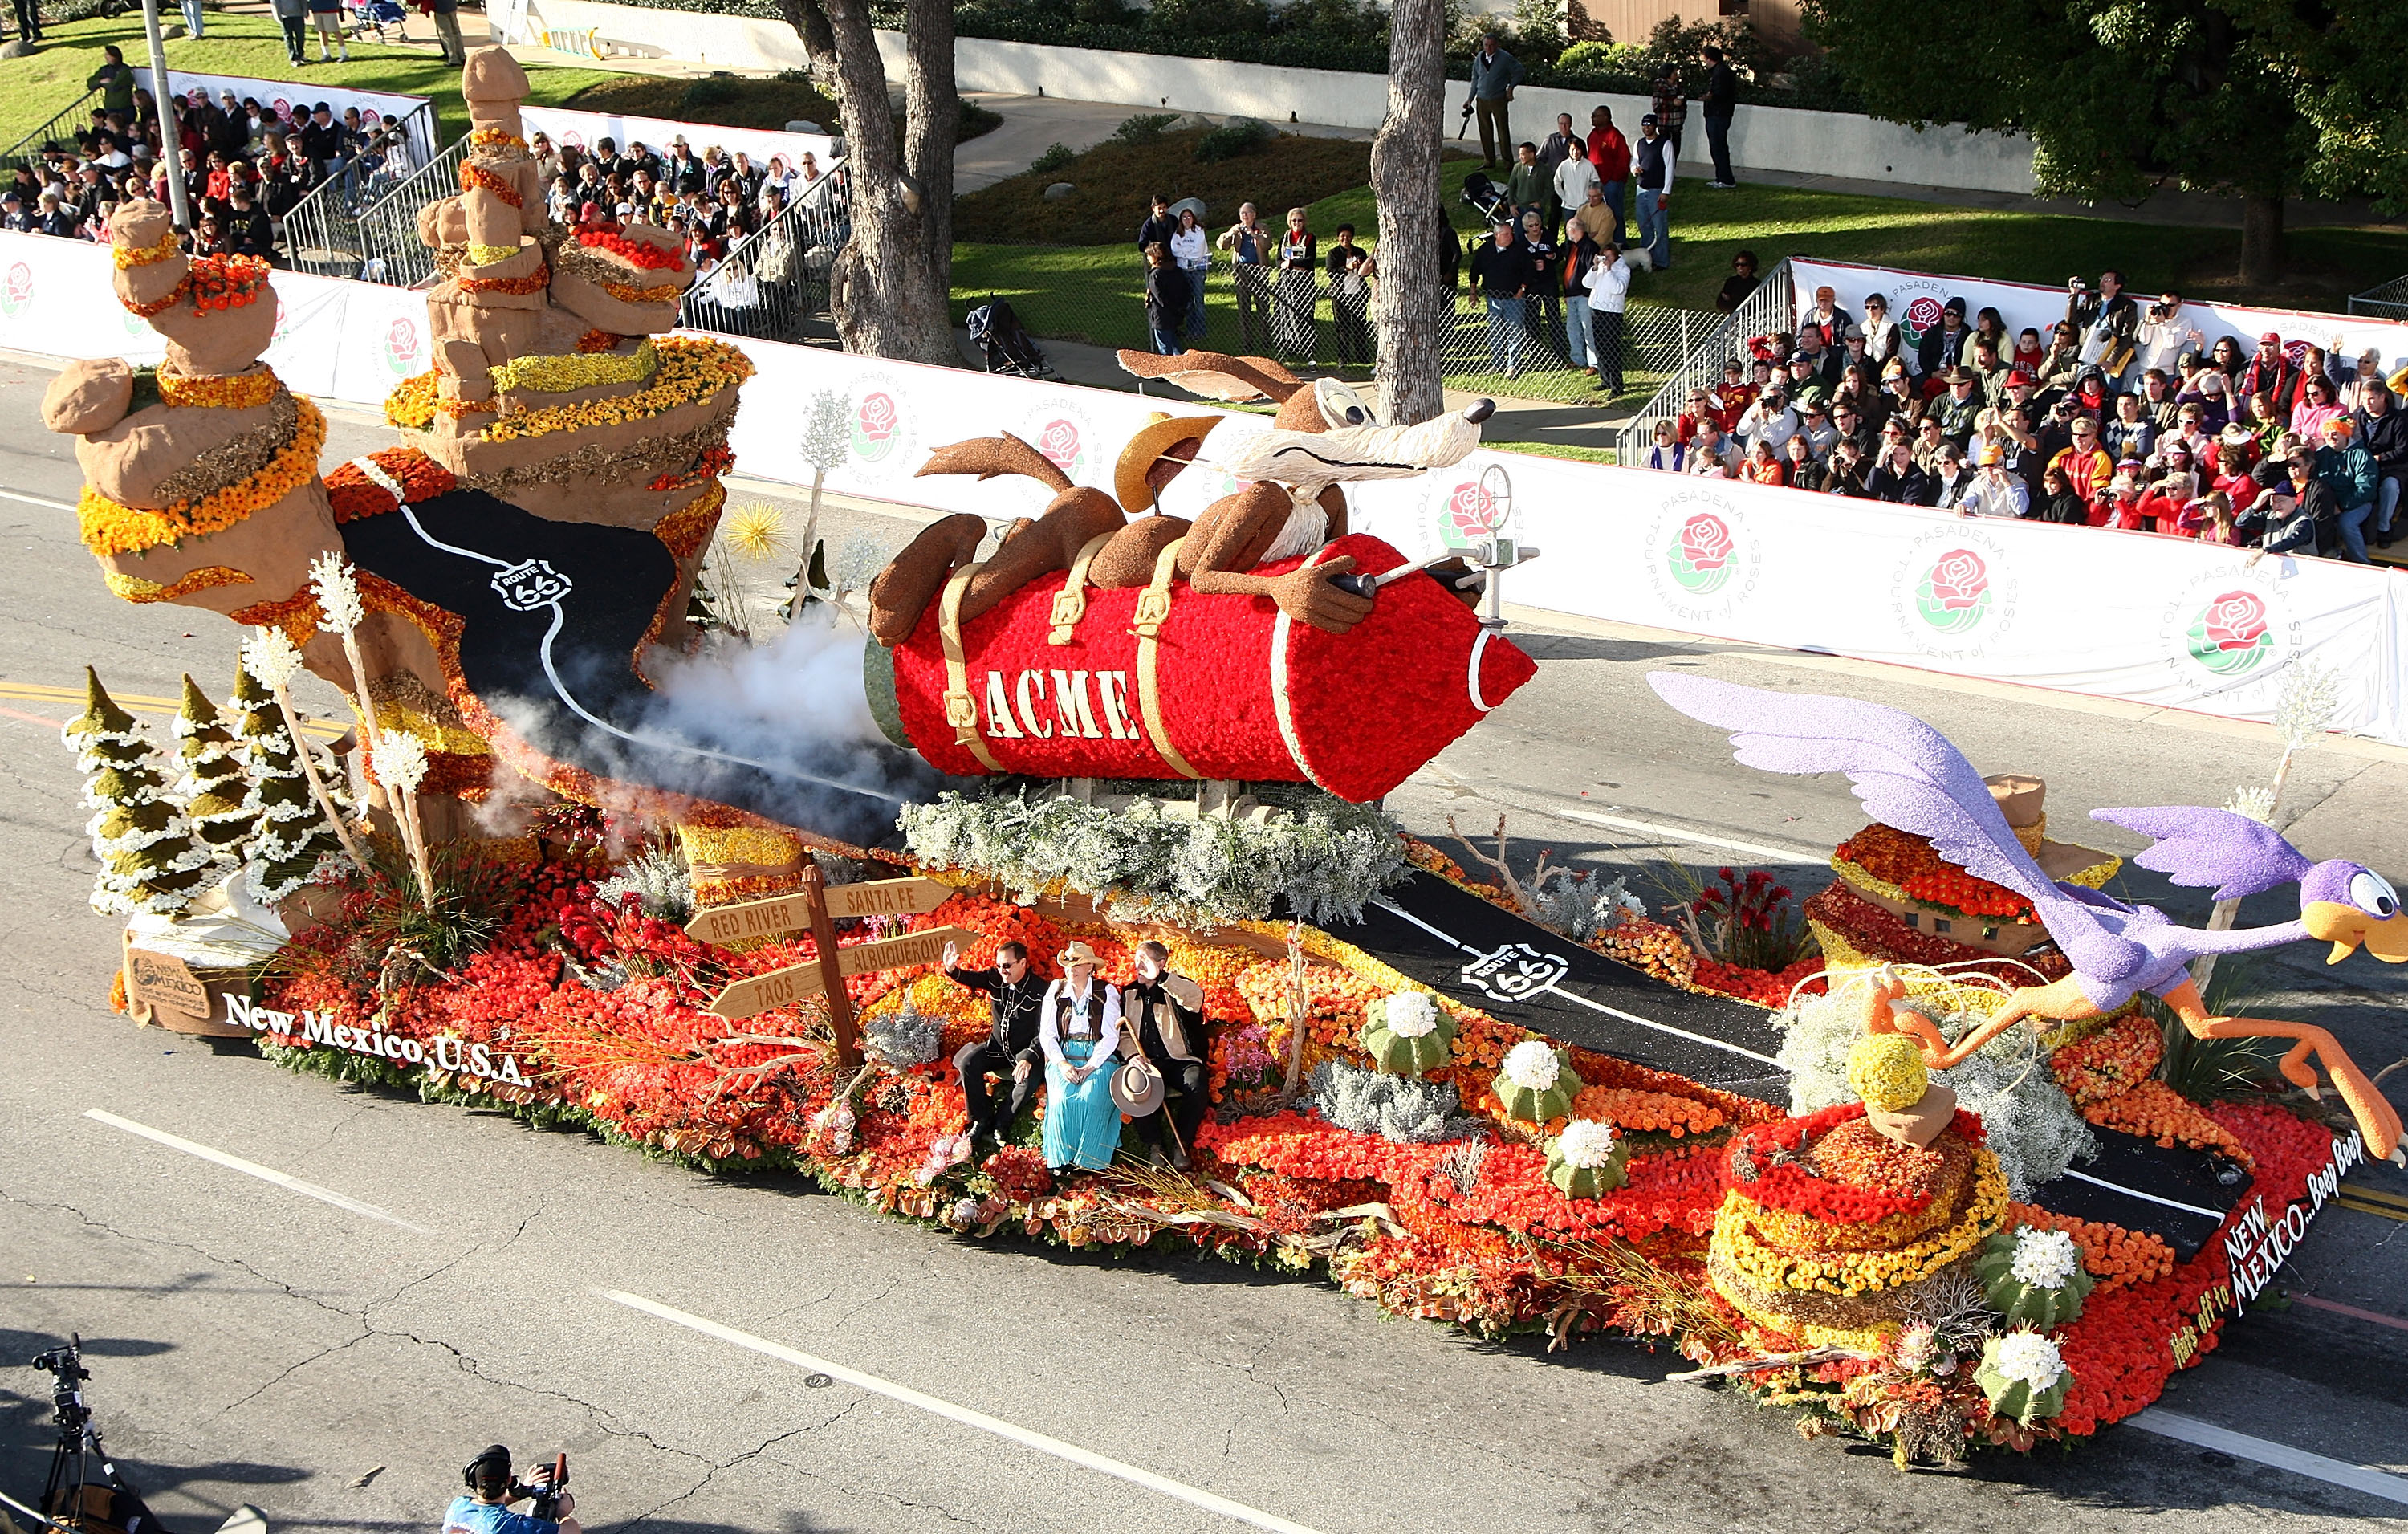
[2222,1128,2364,1307]
[222,993,532,1086]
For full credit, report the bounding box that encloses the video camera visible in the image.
[31,1336,92,1437]
[464,1446,570,1521]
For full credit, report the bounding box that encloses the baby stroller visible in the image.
[966,297,1054,379]
[1459,169,1515,226]
[348,0,408,43]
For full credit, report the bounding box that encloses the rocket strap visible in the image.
[938,561,1005,773]
[1133,537,1201,780]
[1047,531,1116,645]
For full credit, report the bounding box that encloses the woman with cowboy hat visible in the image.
[1038,941,1125,1171]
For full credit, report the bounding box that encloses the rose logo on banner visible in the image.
[0,261,31,319]
[844,371,918,483]
[1915,548,1991,633]
[383,316,423,376]
[1036,417,1084,478]
[1444,476,1507,547]
[1666,511,1735,594]
[363,108,383,129]
[1877,277,1952,346]
[855,393,900,460]
[269,294,291,348]
[2186,589,2273,676]
[271,96,292,121]
[1904,296,1943,342]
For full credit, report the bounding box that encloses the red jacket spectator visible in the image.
[1587,124,1631,184]
[2237,334,2299,418]
[2050,442,2113,510]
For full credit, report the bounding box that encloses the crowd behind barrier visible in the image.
[2,226,2400,747]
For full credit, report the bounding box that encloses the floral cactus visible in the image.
[1360,989,1456,1075]
[1975,1225,2095,1331]
[1544,1117,1629,1198]
[1975,1329,2073,1424]
[1494,1040,1582,1123]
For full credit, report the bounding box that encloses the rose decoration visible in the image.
[2186,589,2272,676]
[1446,479,1501,542]
[1976,1329,2072,1423]
[1037,418,1082,474]
[1926,550,1987,612]
[1494,1040,1581,1123]
[1360,989,1455,1076]
[1679,513,1732,572]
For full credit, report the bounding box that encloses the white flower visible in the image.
[1990,1330,2065,1393]
[1555,1117,1618,1169]
[1501,1040,1560,1091]
[241,627,307,690]
[371,730,429,795]
[1382,990,1440,1039]
[1893,1324,1936,1374]
[308,551,364,634]
[2010,1227,2081,1289]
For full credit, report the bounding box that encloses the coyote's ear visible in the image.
[1116,348,1302,403]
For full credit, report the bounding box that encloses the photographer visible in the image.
[941,939,1047,1146]
[448,1446,577,1534]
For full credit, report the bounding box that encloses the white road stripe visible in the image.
[2060,1167,2228,1223]
[0,487,77,511]
[600,1289,1330,1534]
[83,1109,430,1234]
[2126,1409,2408,1506]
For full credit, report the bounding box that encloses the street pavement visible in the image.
[2,354,2406,1533]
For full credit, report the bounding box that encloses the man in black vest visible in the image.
[942,939,1047,1144]
[1633,114,1674,271]
[1121,941,1210,1168]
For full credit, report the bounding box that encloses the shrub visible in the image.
[1111,112,1181,146]
[681,75,743,111]
[1195,116,1275,165]
[1029,141,1077,176]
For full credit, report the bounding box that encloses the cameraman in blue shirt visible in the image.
[445,1446,579,1534]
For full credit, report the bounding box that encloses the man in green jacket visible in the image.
[1463,34,1523,169]
[2316,416,2379,563]
[87,47,138,113]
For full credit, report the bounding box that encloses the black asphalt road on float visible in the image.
[336,487,930,847]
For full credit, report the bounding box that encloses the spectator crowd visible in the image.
[535,130,842,281]
[1643,268,2405,565]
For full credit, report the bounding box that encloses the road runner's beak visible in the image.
[2304,901,2408,964]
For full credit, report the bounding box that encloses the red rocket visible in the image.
[867,534,1536,803]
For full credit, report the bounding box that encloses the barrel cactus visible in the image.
[1494,1040,1582,1123]
[1361,990,1456,1076]
[1544,1117,1630,1198]
[1975,1225,2094,1330]
[1975,1329,2072,1424]
[1847,1031,1930,1113]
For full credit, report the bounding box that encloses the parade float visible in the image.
[39,50,2402,1469]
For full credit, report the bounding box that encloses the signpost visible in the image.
[686,866,964,1065]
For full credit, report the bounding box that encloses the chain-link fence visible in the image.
[2349,272,2408,321]
[962,250,1712,409]
[1613,257,1799,462]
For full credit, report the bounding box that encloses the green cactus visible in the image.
[1493,1044,1582,1124]
[1360,992,1457,1076]
[1544,1125,1630,1198]
[1975,1332,2073,1424]
[1975,1227,2095,1331]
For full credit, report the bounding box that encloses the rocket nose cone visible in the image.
[1470,627,1536,712]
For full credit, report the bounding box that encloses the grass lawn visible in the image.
[0,13,620,149]
[565,71,1002,144]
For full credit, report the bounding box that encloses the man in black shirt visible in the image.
[1468,222,1528,377]
[1701,45,1738,188]
[224,183,275,262]
[1142,241,1189,356]
[941,938,1047,1145]
[1135,191,1176,256]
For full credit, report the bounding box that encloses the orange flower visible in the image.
[2003,1202,2174,1290]
[2082,1080,2254,1168]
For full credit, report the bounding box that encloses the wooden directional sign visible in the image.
[684,876,953,947]
[707,925,978,1022]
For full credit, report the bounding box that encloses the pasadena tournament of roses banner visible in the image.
[1786,258,2408,378]
[518,107,839,181]
[3,230,2399,746]
[165,71,440,166]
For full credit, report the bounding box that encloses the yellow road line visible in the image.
[2337,1197,2408,1224]
[2341,1181,2408,1211]
[0,681,347,739]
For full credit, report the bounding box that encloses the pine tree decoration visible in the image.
[173,674,254,863]
[224,664,344,903]
[63,668,212,916]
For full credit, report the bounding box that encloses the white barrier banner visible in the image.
[165,71,440,167]
[520,108,838,183]
[1787,258,2408,378]
[6,229,2399,747]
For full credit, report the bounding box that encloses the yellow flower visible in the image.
[157,366,281,410]
[490,338,659,394]
[723,500,787,559]
[1710,1151,2009,1296]
[77,402,329,558]
[1848,1033,1930,1113]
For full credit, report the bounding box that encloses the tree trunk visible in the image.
[1370,0,1448,426]
[2239,191,2284,292]
[819,0,962,366]
[775,0,836,75]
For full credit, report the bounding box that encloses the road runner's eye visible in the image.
[2348,870,2398,918]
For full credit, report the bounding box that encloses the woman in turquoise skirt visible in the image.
[1039,940,1125,1172]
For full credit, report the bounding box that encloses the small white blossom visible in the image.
[371,730,429,795]
[2010,1227,2081,1290]
[308,551,364,634]
[1555,1118,1618,1169]
[241,627,307,690]
[1893,1324,1936,1374]
[1991,1330,2065,1393]
[1382,990,1440,1039]
[1501,1040,1560,1091]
